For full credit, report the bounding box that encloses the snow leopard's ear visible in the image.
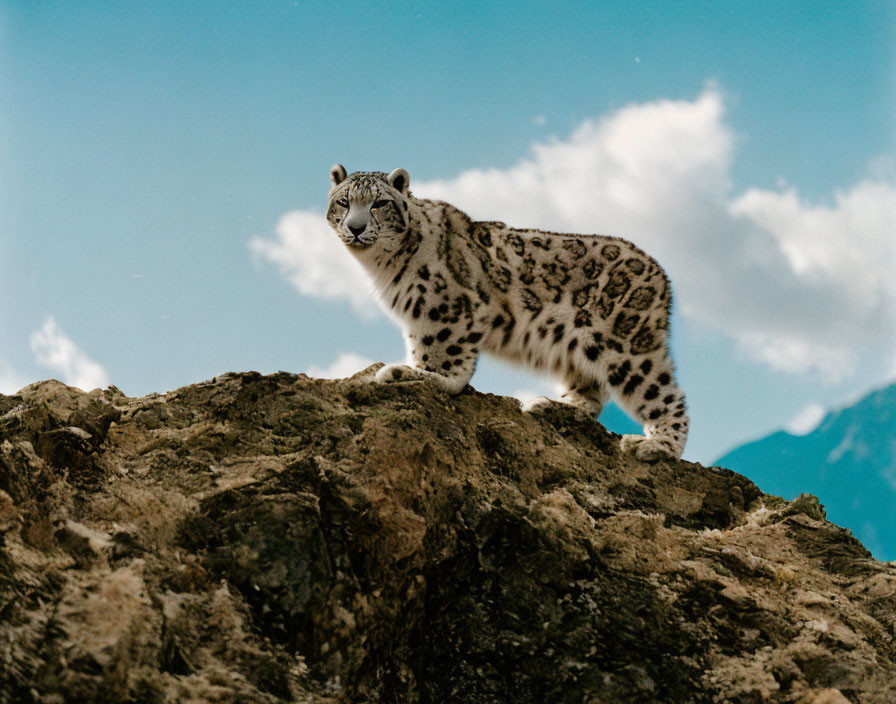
[330,164,347,186]
[387,168,409,195]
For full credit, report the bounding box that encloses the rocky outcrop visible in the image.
[0,368,894,703]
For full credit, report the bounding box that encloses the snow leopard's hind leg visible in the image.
[610,354,689,461]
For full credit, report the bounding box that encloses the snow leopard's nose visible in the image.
[348,223,366,236]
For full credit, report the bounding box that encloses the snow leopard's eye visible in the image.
[335,197,349,208]
[372,199,391,209]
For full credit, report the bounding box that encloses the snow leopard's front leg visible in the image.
[375,328,482,395]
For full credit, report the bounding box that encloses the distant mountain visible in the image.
[716,383,896,561]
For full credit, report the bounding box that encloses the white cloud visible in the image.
[511,381,568,407]
[29,317,110,391]
[306,352,374,380]
[248,210,380,318]
[730,182,896,308]
[736,333,855,380]
[0,359,27,395]
[785,402,826,436]
[720,180,896,379]
[419,89,733,224]
[254,87,896,382]
[512,388,546,407]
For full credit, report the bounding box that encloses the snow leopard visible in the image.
[325,164,689,460]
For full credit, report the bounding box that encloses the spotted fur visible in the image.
[325,165,690,460]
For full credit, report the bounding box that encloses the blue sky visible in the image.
[2,1,895,463]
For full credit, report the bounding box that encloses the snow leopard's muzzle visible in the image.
[325,166,411,249]
[328,200,408,249]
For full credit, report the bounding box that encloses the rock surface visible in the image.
[0,367,894,703]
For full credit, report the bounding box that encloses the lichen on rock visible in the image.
[0,370,894,703]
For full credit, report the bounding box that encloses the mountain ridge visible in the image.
[1,368,894,703]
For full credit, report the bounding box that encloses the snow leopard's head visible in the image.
[326,165,410,248]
